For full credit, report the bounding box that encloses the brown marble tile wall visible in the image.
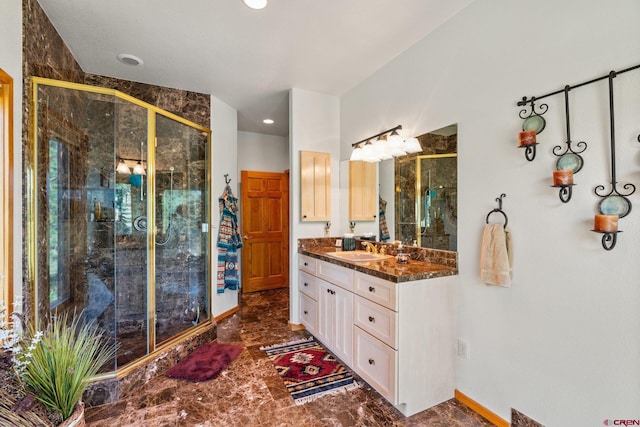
[512,408,545,427]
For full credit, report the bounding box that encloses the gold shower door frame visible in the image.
[28,77,213,379]
[0,69,14,320]
[414,153,457,248]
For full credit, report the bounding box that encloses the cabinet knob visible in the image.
[368,316,375,323]
[304,282,308,287]
[303,215,308,218]
[304,310,308,315]
[368,359,375,365]
[304,262,308,266]
[373,214,377,218]
[368,286,375,293]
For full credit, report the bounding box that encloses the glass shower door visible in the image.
[154,114,210,344]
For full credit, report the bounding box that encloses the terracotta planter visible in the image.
[58,402,85,427]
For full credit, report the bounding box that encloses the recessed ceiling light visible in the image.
[116,53,144,66]
[263,119,274,124]
[243,0,267,10]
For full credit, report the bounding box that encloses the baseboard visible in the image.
[455,390,510,427]
[214,306,239,322]
[288,322,305,331]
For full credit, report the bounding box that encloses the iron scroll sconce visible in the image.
[517,97,548,161]
[590,71,635,251]
[549,85,587,204]
[485,193,508,228]
[516,62,640,250]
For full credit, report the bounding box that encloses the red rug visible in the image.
[260,337,359,405]
[166,342,243,382]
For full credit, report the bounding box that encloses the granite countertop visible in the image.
[299,246,457,283]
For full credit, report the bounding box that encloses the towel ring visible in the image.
[486,209,508,228]
[485,193,508,228]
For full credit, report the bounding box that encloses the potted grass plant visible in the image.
[1,306,114,426]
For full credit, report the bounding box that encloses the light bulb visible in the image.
[116,159,131,175]
[243,0,267,9]
[133,161,146,176]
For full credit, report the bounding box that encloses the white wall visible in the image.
[341,0,640,425]
[0,0,23,303]
[237,131,288,173]
[289,88,340,324]
[210,95,239,318]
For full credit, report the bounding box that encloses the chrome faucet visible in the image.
[361,241,378,254]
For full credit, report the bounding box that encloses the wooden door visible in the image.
[241,171,289,293]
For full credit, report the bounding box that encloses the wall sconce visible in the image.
[350,125,423,162]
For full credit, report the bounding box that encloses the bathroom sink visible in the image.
[324,251,394,262]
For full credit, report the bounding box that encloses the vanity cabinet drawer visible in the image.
[299,271,318,299]
[354,327,397,403]
[354,272,397,310]
[299,254,316,274]
[354,295,397,349]
[317,261,354,292]
[299,292,318,335]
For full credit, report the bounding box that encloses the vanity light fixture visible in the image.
[349,125,422,162]
[404,137,423,154]
[116,158,131,175]
[243,0,267,9]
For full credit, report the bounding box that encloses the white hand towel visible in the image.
[480,224,512,287]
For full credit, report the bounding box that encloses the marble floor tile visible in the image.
[85,288,493,427]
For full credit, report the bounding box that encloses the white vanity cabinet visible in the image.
[352,271,456,416]
[297,253,456,417]
[298,254,354,365]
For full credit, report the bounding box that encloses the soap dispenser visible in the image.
[396,243,409,264]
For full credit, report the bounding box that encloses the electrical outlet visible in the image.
[457,338,469,360]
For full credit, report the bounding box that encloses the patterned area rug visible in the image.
[260,337,359,405]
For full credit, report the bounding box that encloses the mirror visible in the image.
[379,124,457,251]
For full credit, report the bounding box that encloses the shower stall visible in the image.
[28,78,212,376]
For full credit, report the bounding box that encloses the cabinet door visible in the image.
[349,160,377,221]
[317,280,335,347]
[332,284,353,365]
[300,151,331,221]
[317,279,353,365]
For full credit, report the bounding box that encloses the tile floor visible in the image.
[85,288,493,426]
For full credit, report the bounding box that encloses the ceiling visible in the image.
[37,0,475,137]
